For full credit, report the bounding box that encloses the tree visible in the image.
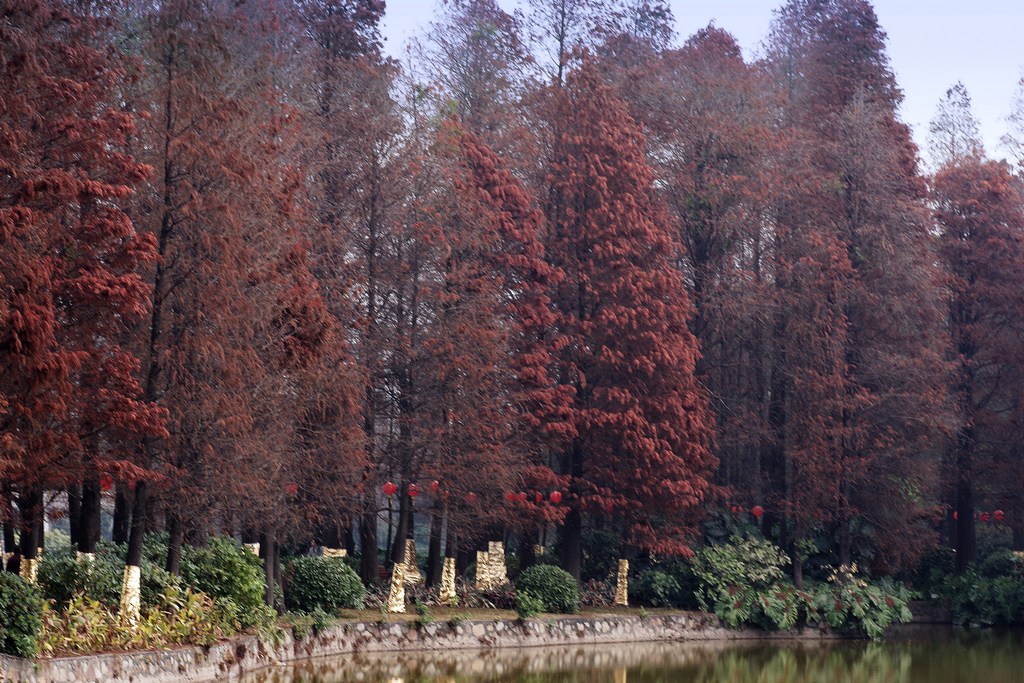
[928,83,983,170]
[541,60,716,578]
[766,0,951,572]
[0,0,163,567]
[934,157,1024,566]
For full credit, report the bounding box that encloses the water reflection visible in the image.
[241,629,1024,683]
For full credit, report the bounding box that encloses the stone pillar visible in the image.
[20,558,38,585]
[387,562,406,613]
[614,559,629,607]
[403,538,423,585]
[488,541,507,586]
[439,557,457,605]
[475,550,491,590]
[323,547,347,559]
[120,564,141,625]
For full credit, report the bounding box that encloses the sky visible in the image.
[379,0,1024,165]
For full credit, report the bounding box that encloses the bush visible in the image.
[515,592,545,619]
[944,570,1024,627]
[285,556,365,613]
[0,572,43,657]
[978,548,1023,579]
[38,586,238,656]
[181,537,264,627]
[38,545,175,610]
[806,568,913,639]
[515,564,578,614]
[633,569,683,608]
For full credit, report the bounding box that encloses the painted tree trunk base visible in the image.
[475,550,491,589]
[387,563,406,613]
[487,541,507,586]
[403,539,422,585]
[439,557,457,605]
[120,565,141,625]
[244,542,260,556]
[323,547,347,559]
[20,558,38,584]
[614,559,629,607]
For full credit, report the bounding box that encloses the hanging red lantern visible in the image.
[752,505,764,519]
[953,510,958,520]
[430,480,440,493]
[465,492,478,505]
[505,492,517,503]
[549,491,563,504]
[382,481,398,497]
[980,512,991,523]
[408,483,419,498]
[516,492,528,503]
[995,509,1005,522]
[99,475,114,492]
[285,483,299,496]
[535,492,543,503]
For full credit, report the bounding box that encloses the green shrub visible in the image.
[632,569,681,608]
[181,537,264,627]
[285,556,365,613]
[38,586,237,656]
[806,569,913,639]
[515,565,578,614]
[0,572,43,657]
[944,570,1024,627]
[38,545,174,609]
[515,592,545,619]
[978,548,1022,579]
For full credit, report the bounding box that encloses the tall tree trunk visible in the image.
[261,532,276,607]
[68,483,82,549]
[18,488,43,560]
[359,503,379,584]
[166,513,184,575]
[425,501,444,587]
[78,477,101,554]
[954,426,976,573]
[113,482,132,544]
[125,480,149,567]
[390,492,411,565]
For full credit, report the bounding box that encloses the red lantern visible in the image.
[752,505,764,519]
[953,510,958,520]
[550,491,563,504]
[430,480,440,493]
[465,492,478,505]
[980,512,991,523]
[382,481,398,497]
[516,492,527,503]
[408,483,419,498]
[285,483,299,496]
[995,509,1005,522]
[505,492,517,503]
[99,475,114,492]
[535,492,543,503]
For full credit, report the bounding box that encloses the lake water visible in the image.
[242,628,1024,683]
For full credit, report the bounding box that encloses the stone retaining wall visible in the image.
[0,613,839,683]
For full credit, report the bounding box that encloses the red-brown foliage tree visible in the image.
[541,59,716,578]
[0,0,163,563]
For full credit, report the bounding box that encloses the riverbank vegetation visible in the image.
[3,0,1024,660]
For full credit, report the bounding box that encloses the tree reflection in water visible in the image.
[242,630,1024,683]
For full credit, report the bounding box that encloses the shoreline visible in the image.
[0,611,850,683]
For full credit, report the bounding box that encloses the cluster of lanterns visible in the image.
[952,509,1006,522]
[730,504,764,519]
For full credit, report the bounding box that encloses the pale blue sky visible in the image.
[380,1,1024,165]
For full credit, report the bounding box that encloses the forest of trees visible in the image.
[3,0,1024,604]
